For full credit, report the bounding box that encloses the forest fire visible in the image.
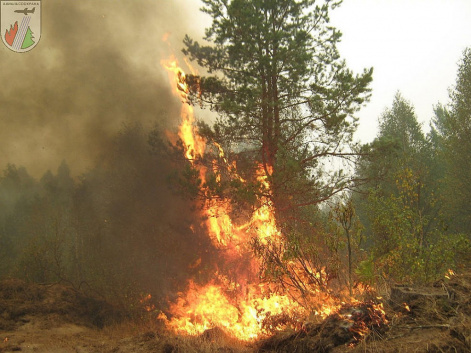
[162,280,306,340]
[161,56,205,163]
[159,56,387,342]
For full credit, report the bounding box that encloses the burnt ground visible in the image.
[343,272,471,353]
[259,271,471,353]
[1,273,471,353]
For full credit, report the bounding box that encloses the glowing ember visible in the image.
[139,293,156,312]
[445,269,455,279]
[334,301,388,340]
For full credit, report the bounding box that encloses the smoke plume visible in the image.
[0,0,206,176]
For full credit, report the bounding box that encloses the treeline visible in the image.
[255,49,471,296]
[0,123,215,311]
[349,48,471,284]
[249,49,471,298]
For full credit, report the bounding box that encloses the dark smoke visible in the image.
[0,1,218,306]
[0,0,206,177]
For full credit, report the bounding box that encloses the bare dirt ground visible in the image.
[0,278,131,353]
[1,273,471,353]
[0,279,251,353]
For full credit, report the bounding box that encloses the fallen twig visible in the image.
[396,324,450,330]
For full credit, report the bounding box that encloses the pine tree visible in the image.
[432,48,471,234]
[21,27,35,49]
[182,0,373,220]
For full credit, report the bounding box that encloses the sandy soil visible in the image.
[1,316,251,353]
[2,318,118,353]
[0,279,164,353]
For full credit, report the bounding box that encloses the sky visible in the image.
[1,1,470,177]
[182,0,471,143]
[330,0,471,142]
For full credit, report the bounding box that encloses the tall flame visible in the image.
[161,56,205,163]
[160,56,309,340]
[159,55,370,341]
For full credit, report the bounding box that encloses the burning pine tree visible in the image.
[157,0,380,344]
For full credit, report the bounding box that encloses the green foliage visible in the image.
[182,0,373,219]
[355,256,375,285]
[354,92,468,284]
[378,92,425,152]
[366,167,464,283]
[431,48,471,234]
[176,1,374,300]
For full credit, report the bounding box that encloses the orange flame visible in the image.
[160,56,315,341]
[160,55,380,341]
[445,268,455,279]
[139,293,156,312]
[159,279,306,340]
[161,56,205,163]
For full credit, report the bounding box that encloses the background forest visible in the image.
[1,0,471,318]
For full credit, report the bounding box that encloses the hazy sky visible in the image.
[186,0,471,143]
[1,0,470,177]
[330,0,471,142]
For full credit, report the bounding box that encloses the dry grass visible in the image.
[100,319,254,353]
[4,273,471,353]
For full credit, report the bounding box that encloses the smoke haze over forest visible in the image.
[1,1,471,349]
[0,0,206,177]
